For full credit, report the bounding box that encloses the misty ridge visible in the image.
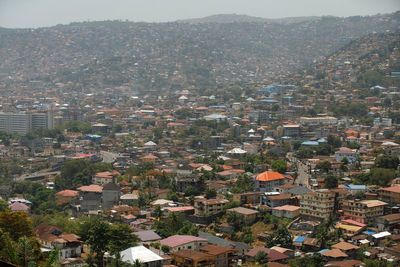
[0,12,399,93]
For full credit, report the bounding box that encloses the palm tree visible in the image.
[132,259,143,267]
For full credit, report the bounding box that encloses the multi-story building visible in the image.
[255,171,287,192]
[282,124,301,137]
[0,112,31,134]
[342,199,387,224]
[379,186,400,206]
[300,189,336,220]
[194,197,229,217]
[299,116,338,126]
[0,111,54,134]
[31,111,54,130]
[171,244,237,267]
[233,192,262,205]
[335,147,359,163]
[35,224,83,261]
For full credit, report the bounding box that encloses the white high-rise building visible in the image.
[0,111,54,135]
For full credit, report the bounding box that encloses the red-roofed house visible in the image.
[246,246,289,263]
[34,224,83,261]
[255,171,287,192]
[9,202,30,213]
[92,170,120,185]
[379,185,400,206]
[160,235,208,252]
[55,190,79,205]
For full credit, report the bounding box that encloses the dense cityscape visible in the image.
[0,6,399,267]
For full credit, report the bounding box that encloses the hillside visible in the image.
[310,32,400,89]
[179,14,319,24]
[0,12,399,94]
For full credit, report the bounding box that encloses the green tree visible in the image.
[375,154,400,169]
[16,236,41,267]
[132,259,144,267]
[296,147,314,159]
[63,121,92,134]
[108,224,138,255]
[0,210,34,241]
[0,199,9,212]
[327,135,342,148]
[0,229,19,265]
[271,160,287,174]
[42,249,60,267]
[205,188,217,199]
[231,174,254,193]
[153,206,163,220]
[289,254,324,267]
[153,213,198,237]
[56,159,94,189]
[265,226,293,248]
[254,251,268,264]
[316,160,332,173]
[364,168,397,186]
[79,217,138,266]
[325,175,338,189]
[227,212,245,231]
[85,220,110,267]
[161,245,170,254]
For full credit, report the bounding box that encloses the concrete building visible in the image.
[255,171,287,192]
[283,124,301,137]
[300,189,335,220]
[335,147,359,163]
[0,112,31,134]
[227,207,259,224]
[0,111,54,134]
[342,199,387,224]
[299,116,338,126]
[233,192,262,205]
[272,205,300,219]
[102,183,120,210]
[77,185,103,212]
[35,224,83,261]
[194,197,229,217]
[379,186,400,206]
[160,235,208,252]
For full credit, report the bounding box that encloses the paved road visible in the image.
[100,150,118,163]
[16,171,60,181]
[295,160,312,188]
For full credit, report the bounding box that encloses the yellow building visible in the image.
[194,198,229,216]
[379,186,400,206]
[342,199,387,224]
[300,189,335,220]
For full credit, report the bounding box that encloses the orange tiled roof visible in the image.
[55,189,79,197]
[256,171,285,182]
[381,186,400,193]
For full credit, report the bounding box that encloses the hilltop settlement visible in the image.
[0,12,399,267]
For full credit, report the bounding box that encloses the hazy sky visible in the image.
[1,0,399,28]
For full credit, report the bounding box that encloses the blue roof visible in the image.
[363,230,376,235]
[294,236,306,243]
[259,99,279,104]
[345,184,366,190]
[302,141,319,146]
[209,105,226,109]
[86,134,102,139]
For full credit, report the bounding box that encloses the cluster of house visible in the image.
[0,26,398,267]
[4,164,397,266]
